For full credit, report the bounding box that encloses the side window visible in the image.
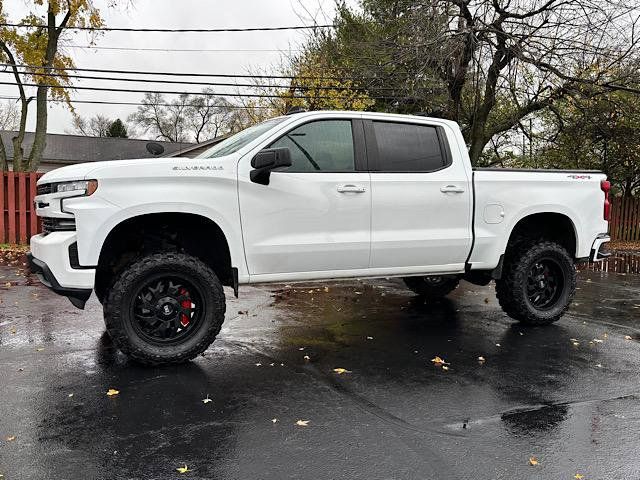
[372,121,446,172]
[269,120,355,172]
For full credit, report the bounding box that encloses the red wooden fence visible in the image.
[1,172,43,244]
[1,172,640,245]
[609,197,640,243]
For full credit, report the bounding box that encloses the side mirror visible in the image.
[250,147,292,185]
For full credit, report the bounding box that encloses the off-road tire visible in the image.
[403,275,460,300]
[496,240,576,326]
[103,253,226,365]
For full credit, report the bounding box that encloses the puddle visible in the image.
[581,251,640,274]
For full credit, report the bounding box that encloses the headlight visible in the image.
[56,180,98,196]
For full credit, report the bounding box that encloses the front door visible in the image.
[238,118,371,280]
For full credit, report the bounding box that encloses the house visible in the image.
[0,131,227,172]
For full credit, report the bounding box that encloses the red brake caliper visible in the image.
[179,288,191,327]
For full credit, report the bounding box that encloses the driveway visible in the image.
[1,266,639,479]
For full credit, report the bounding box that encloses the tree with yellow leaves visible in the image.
[282,51,374,113]
[0,0,105,171]
[230,51,374,132]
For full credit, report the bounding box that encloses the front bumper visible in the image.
[590,234,611,262]
[29,232,95,309]
[27,253,92,309]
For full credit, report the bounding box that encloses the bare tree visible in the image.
[186,90,235,143]
[130,92,238,143]
[70,114,113,137]
[129,93,191,143]
[0,100,19,170]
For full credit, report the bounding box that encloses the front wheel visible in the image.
[103,253,226,365]
[403,275,460,300]
[496,241,576,326]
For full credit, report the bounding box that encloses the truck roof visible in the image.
[285,109,460,128]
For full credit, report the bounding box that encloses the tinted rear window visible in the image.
[373,122,446,172]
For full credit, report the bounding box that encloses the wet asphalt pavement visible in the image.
[1,267,639,480]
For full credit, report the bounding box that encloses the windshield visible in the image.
[197,117,286,159]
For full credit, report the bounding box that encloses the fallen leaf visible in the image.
[36,347,44,352]
[6,436,15,442]
[333,368,351,375]
[625,335,633,340]
[324,287,329,292]
[176,465,191,474]
[106,388,120,396]
[529,457,539,466]
[295,420,310,427]
[202,395,212,404]
[431,356,449,366]
[484,298,489,303]
[9,328,16,334]
[575,474,584,479]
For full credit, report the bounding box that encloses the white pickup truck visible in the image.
[29,110,611,364]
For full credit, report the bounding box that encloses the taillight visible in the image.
[600,179,611,221]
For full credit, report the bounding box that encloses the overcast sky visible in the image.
[1,0,343,137]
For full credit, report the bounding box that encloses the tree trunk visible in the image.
[27,8,59,171]
[0,136,7,171]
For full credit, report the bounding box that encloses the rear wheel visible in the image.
[103,253,226,365]
[496,241,576,325]
[403,275,460,300]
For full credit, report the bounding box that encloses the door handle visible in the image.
[337,184,367,193]
[440,185,465,194]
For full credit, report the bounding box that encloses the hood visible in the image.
[38,156,233,184]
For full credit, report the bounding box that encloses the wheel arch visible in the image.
[504,210,579,257]
[93,209,241,302]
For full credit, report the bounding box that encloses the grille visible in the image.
[42,217,76,234]
[37,183,55,195]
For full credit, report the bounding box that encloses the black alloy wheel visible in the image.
[132,276,203,345]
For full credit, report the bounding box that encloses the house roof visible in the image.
[165,134,231,158]
[0,131,196,165]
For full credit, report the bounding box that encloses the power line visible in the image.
[0,23,334,33]
[0,62,385,81]
[66,45,302,53]
[0,81,397,101]
[0,95,274,109]
[0,69,394,92]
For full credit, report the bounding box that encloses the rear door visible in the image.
[238,117,372,279]
[365,118,472,273]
